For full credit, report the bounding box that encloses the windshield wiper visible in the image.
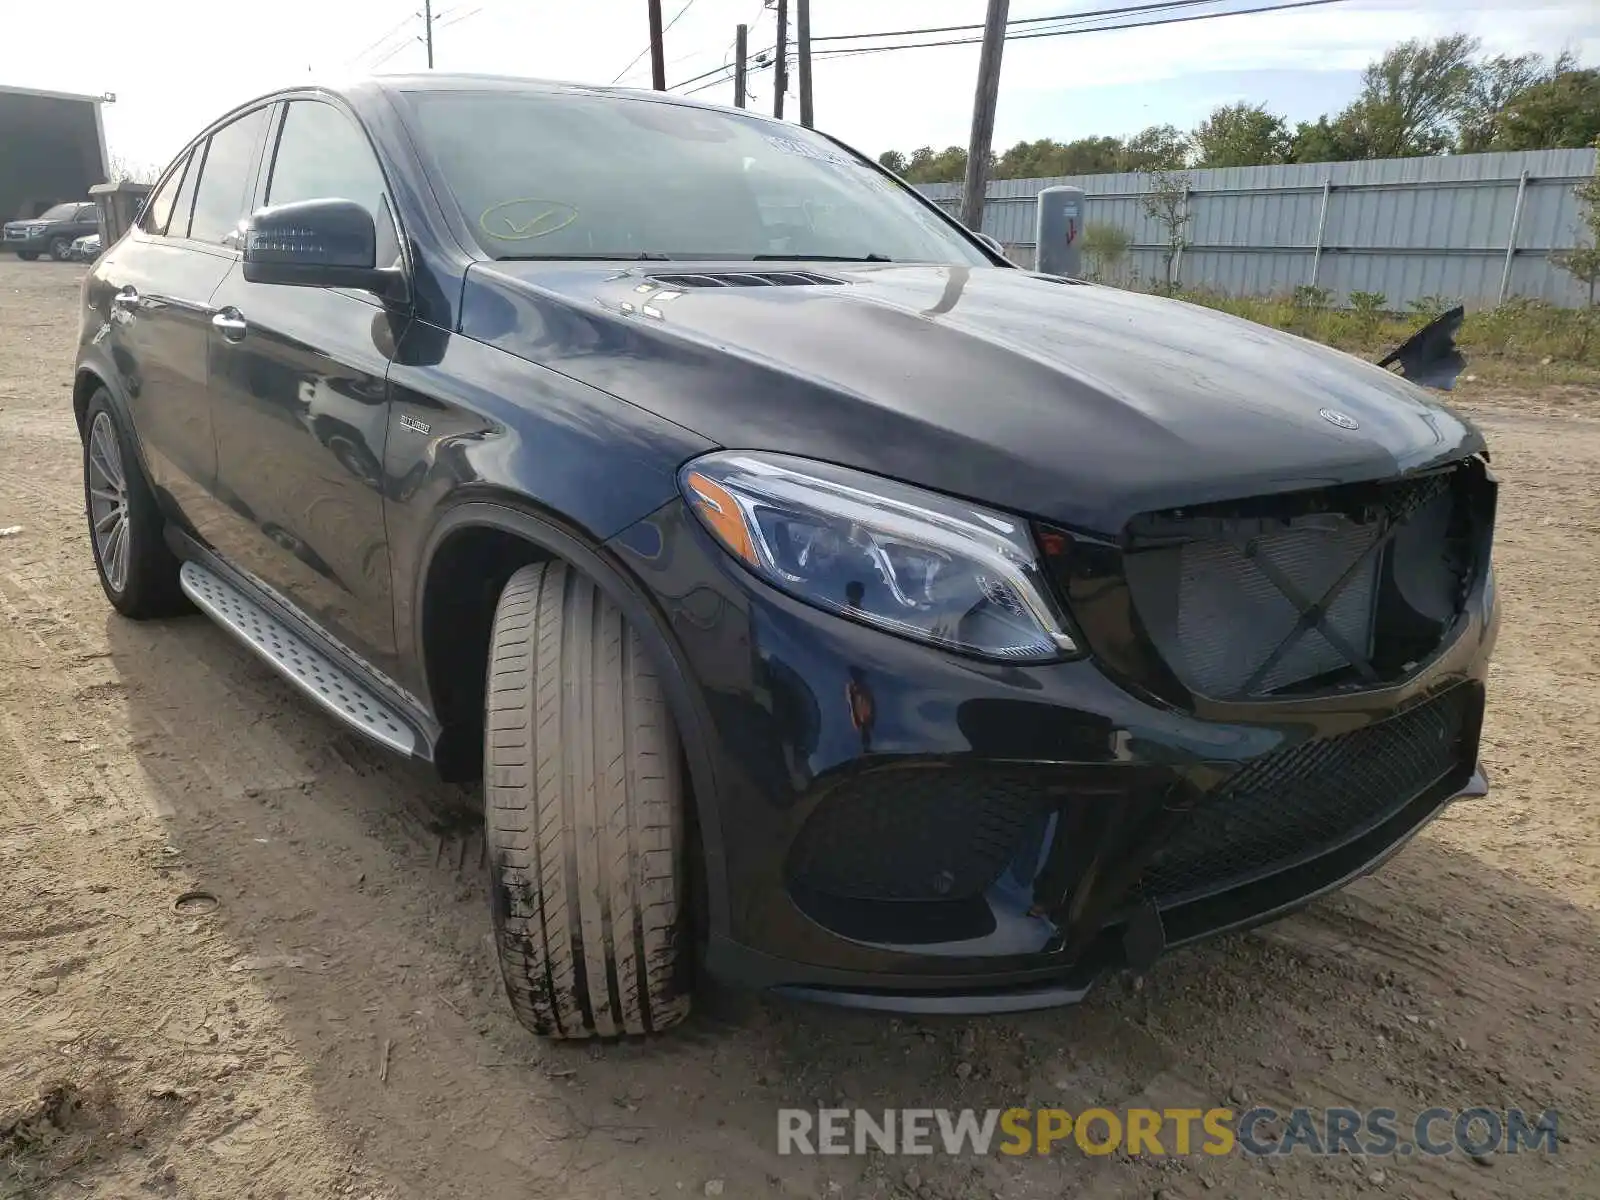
[752,253,893,262]
[497,251,674,261]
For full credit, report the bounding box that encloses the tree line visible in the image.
[877,35,1600,183]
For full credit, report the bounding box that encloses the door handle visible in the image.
[211,309,248,342]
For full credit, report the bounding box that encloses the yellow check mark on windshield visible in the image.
[503,211,556,235]
[479,199,580,241]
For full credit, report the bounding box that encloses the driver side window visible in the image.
[266,101,399,267]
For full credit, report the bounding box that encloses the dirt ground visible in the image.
[1,257,1596,1200]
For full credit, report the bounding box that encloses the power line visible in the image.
[811,0,1224,43]
[347,12,420,64]
[682,55,775,96]
[671,0,1347,102]
[612,0,701,84]
[670,47,775,91]
[438,6,484,30]
[644,0,772,102]
[807,0,1352,60]
[371,37,417,69]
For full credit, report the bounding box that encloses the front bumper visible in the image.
[1,231,49,254]
[608,494,1498,1013]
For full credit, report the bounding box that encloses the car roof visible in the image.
[361,72,787,125]
[373,71,726,102]
[171,73,806,179]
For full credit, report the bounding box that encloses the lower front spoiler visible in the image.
[733,766,1487,1016]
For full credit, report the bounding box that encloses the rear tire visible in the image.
[82,390,191,618]
[48,236,71,261]
[483,561,691,1038]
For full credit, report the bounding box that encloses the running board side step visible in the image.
[178,561,418,757]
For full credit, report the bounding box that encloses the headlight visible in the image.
[679,451,1078,661]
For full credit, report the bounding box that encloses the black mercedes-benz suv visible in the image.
[72,75,1497,1038]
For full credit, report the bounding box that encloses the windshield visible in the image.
[38,203,79,221]
[401,90,988,265]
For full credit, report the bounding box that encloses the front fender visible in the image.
[383,321,714,688]
[413,498,734,943]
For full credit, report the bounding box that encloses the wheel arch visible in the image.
[72,363,116,435]
[73,360,142,442]
[415,496,731,939]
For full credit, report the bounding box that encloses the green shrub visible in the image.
[1293,285,1334,311]
[1457,296,1599,363]
[1347,291,1389,339]
[1407,293,1459,317]
[1152,285,1600,376]
[1080,223,1133,283]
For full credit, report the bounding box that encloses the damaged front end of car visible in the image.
[712,317,1495,1011]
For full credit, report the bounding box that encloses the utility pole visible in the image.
[734,24,749,109]
[423,0,435,68]
[796,0,813,127]
[961,0,1009,231]
[773,0,788,120]
[648,0,666,90]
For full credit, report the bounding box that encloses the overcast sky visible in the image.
[5,0,1597,174]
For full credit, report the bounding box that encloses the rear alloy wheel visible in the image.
[48,236,71,262]
[82,392,190,618]
[483,561,691,1038]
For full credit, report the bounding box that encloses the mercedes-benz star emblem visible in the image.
[1319,408,1360,430]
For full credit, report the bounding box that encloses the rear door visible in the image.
[92,105,272,538]
[204,97,409,673]
[95,149,217,523]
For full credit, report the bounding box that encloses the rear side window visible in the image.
[189,107,271,247]
[140,152,191,234]
[267,101,399,266]
[168,145,203,239]
[76,204,98,222]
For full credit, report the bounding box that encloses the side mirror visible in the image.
[242,198,397,294]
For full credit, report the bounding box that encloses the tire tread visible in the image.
[484,561,687,1038]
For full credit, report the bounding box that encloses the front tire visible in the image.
[483,561,691,1038]
[17,250,38,262]
[82,391,190,618]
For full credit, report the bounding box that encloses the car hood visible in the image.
[462,261,1484,536]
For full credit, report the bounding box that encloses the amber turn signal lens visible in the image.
[683,470,757,566]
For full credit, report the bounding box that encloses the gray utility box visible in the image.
[90,181,152,246]
[1035,185,1086,278]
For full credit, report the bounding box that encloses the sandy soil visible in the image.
[1,258,1596,1200]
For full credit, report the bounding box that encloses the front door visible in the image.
[204,98,409,675]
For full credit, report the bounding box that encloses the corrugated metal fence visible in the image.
[916,148,1597,308]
